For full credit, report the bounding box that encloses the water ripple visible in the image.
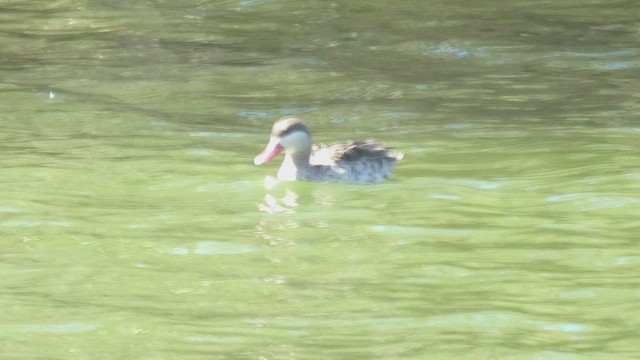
[23,322,101,334]
[167,241,257,255]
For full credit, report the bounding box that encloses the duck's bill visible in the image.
[254,139,283,165]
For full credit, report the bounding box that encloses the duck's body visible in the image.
[254,117,403,184]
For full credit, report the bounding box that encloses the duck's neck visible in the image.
[277,149,311,181]
[286,148,312,169]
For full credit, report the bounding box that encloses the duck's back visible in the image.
[308,140,403,183]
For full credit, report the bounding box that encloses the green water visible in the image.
[2,0,639,359]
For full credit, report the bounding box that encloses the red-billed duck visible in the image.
[254,117,403,184]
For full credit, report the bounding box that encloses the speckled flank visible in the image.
[311,157,396,184]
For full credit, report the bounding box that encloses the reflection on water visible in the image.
[24,322,102,335]
[167,240,257,256]
[259,191,299,214]
[258,176,298,213]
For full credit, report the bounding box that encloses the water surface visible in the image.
[1,0,639,359]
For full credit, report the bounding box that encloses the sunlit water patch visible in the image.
[23,322,102,335]
[1,220,72,227]
[236,107,318,119]
[167,241,258,256]
[371,225,473,238]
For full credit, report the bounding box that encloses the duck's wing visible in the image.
[312,140,402,165]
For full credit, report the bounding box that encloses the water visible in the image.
[1,0,639,359]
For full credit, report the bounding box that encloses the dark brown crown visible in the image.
[272,117,309,137]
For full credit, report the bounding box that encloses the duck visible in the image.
[253,117,403,184]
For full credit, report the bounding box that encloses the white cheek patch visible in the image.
[280,130,311,151]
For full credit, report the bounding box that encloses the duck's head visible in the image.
[254,117,312,165]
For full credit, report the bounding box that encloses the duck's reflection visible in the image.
[254,217,298,247]
[258,191,299,213]
[257,175,345,214]
[255,180,300,249]
[257,176,299,213]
